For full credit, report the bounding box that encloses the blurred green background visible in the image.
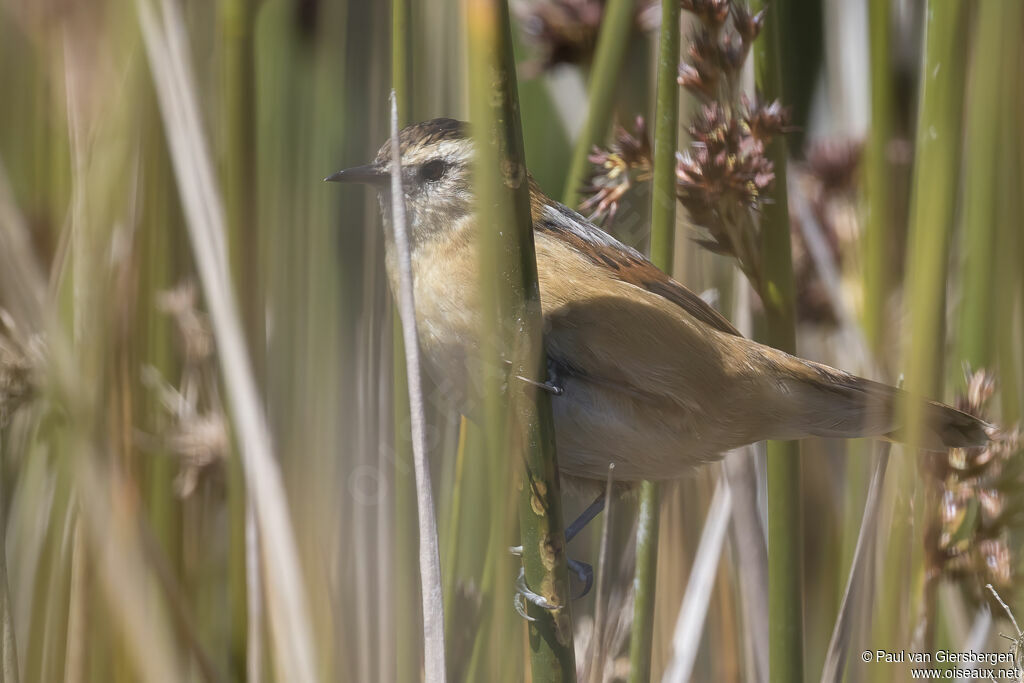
[0,0,1021,681]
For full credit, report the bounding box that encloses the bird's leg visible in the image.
[560,494,606,599]
[508,356,564,396]
[567,559,594,599]
[565,494,606,543]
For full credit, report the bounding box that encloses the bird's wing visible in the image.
[530,200,752,428]
[531,199,742,338]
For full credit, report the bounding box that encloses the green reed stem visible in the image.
[627,1,678,679]
[628,484,661,682]
[442,416,469,637]
[995,18,1024,420]
[220,0,263,379]
[901,0,968,652]
[957,0,1014,371]
[647,0,680,270]
[467,0,576,680]
[561,0,635,207]
[751,1,802,680]
[220,0,260,674]
[862,0,893,353]
[902,0,967,430]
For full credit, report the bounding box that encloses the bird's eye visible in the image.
[419,159,446,182]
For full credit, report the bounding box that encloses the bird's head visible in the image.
[326,118,475,245]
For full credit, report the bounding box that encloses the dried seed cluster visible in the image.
[789,138,863,325]
[0,312,40,429]
[677,0,763,102]
[580,116,652,223]
[922,370,1022,605]
[515,0,656,75]
[577,0,789,293]
[142,281,229,498]
[675,97,785,232]
[674,0,787,287]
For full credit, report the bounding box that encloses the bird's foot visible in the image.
[513,567,559,621]
[510,546,594,620]
[568,558,594,599]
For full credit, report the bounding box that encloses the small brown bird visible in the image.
[328,118,988,487]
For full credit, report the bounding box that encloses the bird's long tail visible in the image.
[763,353,990,451]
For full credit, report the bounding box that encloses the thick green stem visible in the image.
[995,16,1024,420]
[561,0,635,207]
[467,1,576,680]
[901,0,968,652]
[902,0,967,433]
[220,0,260,675]
[221,0,263,380]
[627,1,678,679]
[862,0,893,354]
[647,0,680,270]
[751,1,802,681]
[956,1,1016,370]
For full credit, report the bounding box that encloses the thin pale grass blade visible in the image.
[958,606,992,672]
[63,521,85,683]
[246,500,262,683]
[723,448,768,683]
[661,477,732,683]
[987,584,1023,640]
[819,441,892,683]
[584,463,616,683]
[387,90,447,683]
[0,404,17,683]
[134,2,317,681]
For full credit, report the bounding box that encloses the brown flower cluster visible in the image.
[515,0,656,75]
[580,116,653,223]
[672,0,787,288]
[805,139,862,196]
[677,1,763,102]
[676,99,784,225]
[677,97,787,285]
[0,311,40,430]
[921,369,1021,605]
[789,138,864,325]
[574,0,789,284]
[140,281,229,498]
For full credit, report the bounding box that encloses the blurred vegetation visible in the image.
[0,0,1022,682]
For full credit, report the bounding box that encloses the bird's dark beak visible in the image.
[324,164,389,186]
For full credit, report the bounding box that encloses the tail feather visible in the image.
[768,355,990,451]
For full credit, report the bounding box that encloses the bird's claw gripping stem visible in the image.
[514,567,559,621]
